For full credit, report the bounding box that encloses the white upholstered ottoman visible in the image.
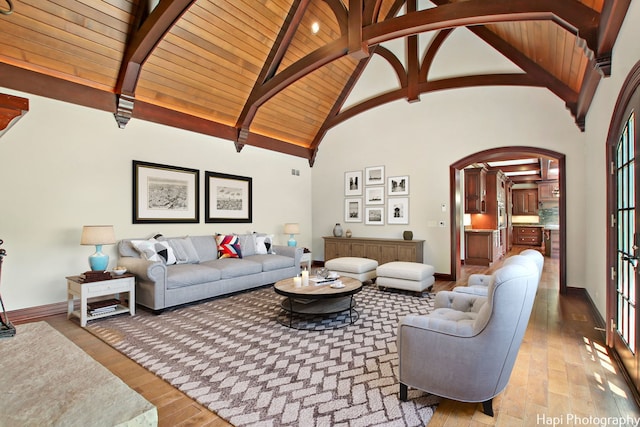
[376,261,435,292]
[324,257,378,282]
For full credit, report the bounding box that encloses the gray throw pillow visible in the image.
[168,237,200,264]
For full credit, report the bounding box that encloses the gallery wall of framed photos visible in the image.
[343,165,410,226]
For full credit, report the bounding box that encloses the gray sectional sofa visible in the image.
[117,234,302,312]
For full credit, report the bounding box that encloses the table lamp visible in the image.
[284,223,300,247]
[81,225,116,271]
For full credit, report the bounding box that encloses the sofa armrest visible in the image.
[272,245,303,262]
[453,285,489,296]
[117,257,166,283]
[467,274,494,287]
[434,290,487,313]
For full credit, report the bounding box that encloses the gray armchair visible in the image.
[454,249,543,296]
[397,255,539,416]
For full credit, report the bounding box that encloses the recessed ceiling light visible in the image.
[311,22,320,34]
[504,170,539,176]
[487,158,538,167]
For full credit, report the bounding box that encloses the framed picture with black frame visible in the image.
[132,160,199,224]
[205,171,253,223]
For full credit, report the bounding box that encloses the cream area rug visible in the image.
[88,285,440,426]
[0,321,157,427]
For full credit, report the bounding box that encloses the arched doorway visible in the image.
[449,146,567,293]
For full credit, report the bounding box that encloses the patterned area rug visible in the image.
[87,284,440,426]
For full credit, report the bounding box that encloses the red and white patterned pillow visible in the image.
[216,234,242,259]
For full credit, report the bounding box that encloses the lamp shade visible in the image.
[80,226,115,271]
[283,223,300,235]
[284,223,300,247]
[80,225,116,245]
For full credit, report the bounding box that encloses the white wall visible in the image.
[312,86,585,283]
[0,91,312,310]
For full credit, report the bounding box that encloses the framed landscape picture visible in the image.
[365,186,384,205]
[365,207,384,225]
[205,171,252,223]
[388,175,409,196]
[132,160,199,224]
[365,166,385,186]
[388,197,409,224]
[345,170,363,196]
[345,198,362,222]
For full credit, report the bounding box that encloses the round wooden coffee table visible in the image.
[273,276,363,329]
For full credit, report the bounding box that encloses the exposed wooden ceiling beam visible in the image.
[114,0,195,128]
[132,101,310,159]
[349,0,369,59]
[0,93,28,138]
[0,64,114,112]
[419,29,453,82]
[328,73,541,128]
[236,0,312,148]
[468,26,578,111]
[310,46,377,165]
[374,45,408,87]
[247,0,596,141]
[364,0,599,53]
[597,0,632,73]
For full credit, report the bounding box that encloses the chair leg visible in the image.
[399,383,408,401]
[482,399,494,417]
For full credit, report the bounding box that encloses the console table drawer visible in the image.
[85,279,132,295]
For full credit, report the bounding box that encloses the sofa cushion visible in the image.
[201,258,262,279]
[167,237,200,264]
[130,238,177,265]
[189,235,219,262]
[245,254,294,272]
[166,264,221,289]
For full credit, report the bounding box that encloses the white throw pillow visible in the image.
[254,234,274,255]
[130,238,177,265]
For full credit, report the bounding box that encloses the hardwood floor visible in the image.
[25,248,640,426]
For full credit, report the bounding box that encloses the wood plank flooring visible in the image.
[24,248,640,426]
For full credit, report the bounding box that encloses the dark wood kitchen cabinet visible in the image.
[512,189,538,215]
[464,167,487,214]
[538,180,560,202]
[465,230,500,266]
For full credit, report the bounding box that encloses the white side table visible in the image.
[67,274,136,327]
[300,252,312,271]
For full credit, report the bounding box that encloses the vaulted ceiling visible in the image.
[0,0,630,165]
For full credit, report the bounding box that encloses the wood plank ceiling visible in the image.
[0,0,630,165]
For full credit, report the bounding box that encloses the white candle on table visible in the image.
[293,276,302,287]
[301,269,309,286]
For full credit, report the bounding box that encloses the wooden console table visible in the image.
[323,236,424,264]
